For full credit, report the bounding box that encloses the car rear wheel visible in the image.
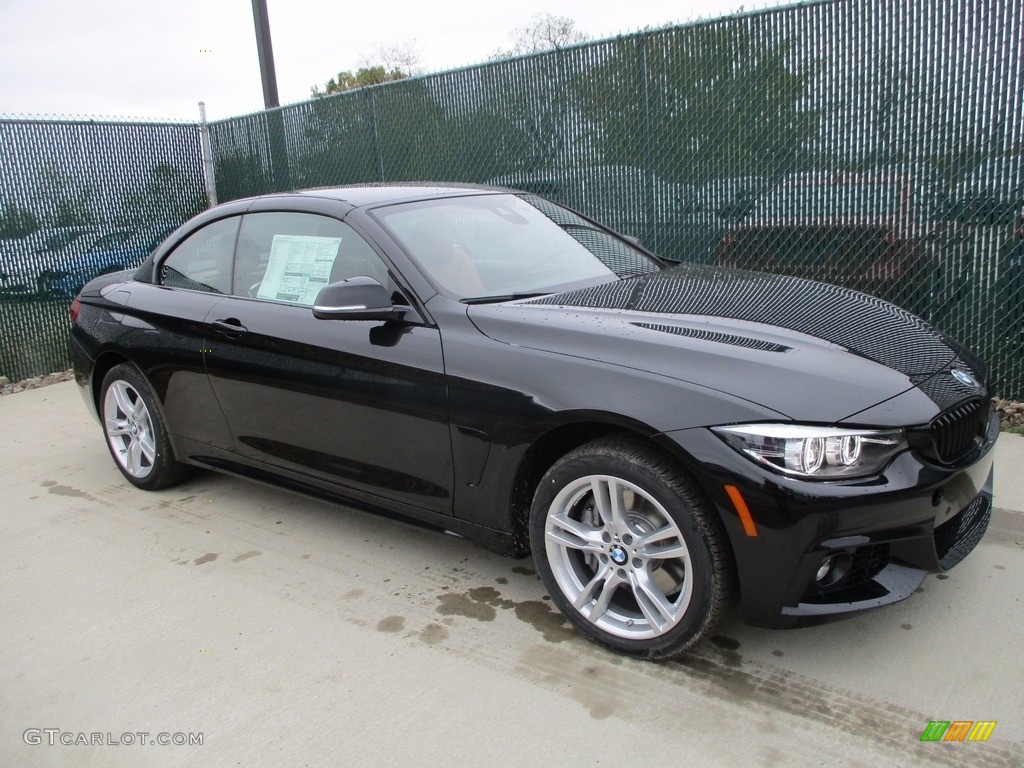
[100,364,189,490]
[530,437,731,658]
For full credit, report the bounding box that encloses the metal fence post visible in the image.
[198,102,218,208]
[367,89,385,182]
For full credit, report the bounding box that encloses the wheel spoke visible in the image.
[111,382,135,417]
[640,542,689,560]
[589,569,624,624]
[635,525,690,561]
[590,477,628,531]
[636,523,676,546]
[130,396,147,421]
[546,514,603,553]
[133,403,152,430]
[590,478,611,526]
[127,439,145,475]
[628,569,677,632]
[105,417,131,437]
[138,432,156,464]
[573,562,612,610]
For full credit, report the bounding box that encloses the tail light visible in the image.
[69,295,82,324]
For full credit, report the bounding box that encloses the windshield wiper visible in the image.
[460,292,552,305]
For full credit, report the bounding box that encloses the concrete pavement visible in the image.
[2,381,1022,767]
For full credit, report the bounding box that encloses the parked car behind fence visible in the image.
[1,226,96,299]
[38,225,176,299]
[951,156,1024,225]
[716,174,945,313]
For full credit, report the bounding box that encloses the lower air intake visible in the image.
[934,493,992,570]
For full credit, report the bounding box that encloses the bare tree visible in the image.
[493,12,587,58]
[312,40,424,97]
[360,40,424,76]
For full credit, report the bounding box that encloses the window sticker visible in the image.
[256,235,342,304]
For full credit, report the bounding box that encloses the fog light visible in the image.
[814,553,851,589]
[816,556,835,585]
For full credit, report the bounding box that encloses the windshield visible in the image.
[373,193,661,300]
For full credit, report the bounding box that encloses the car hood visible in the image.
[467,265,984,424]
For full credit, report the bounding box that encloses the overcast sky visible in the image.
[0,0,788,123]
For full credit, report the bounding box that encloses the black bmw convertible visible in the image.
[68,184,998,658]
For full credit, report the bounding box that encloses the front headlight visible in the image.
[712,424,907,479]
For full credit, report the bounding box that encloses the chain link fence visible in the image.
[0,117,207,381]
[2,0,1022,399]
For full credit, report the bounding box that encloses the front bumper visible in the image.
[660,410,999,628]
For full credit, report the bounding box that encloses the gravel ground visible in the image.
[0,369,74,396]
[995,398,1024,434]
[3,368,1023,434]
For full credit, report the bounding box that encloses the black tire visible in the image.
[530,436,731,659]
[99,363,190,490]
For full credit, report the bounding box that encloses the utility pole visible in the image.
[251,0,280,109]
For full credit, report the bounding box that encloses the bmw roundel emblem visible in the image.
[609,545,628,565]
[951,368,981,389]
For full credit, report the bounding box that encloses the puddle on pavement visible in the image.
[419,624,448,645]
[41,480,94,500]
[707,635,743,667]
[435,586,575,643]
[436,591,496,621]
[376,615,405,633]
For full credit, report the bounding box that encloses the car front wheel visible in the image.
[100,364,189,490]
[530,437,731,658]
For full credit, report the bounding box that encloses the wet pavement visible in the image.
[2,381,1022,767]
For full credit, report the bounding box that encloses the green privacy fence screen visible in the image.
[208,0,1024,399]
[3,0,1023,399]
[0,117,207,381]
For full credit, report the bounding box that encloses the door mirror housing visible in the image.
[313,276,409,321]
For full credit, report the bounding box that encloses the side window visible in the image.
[235,212,391,305]
[160,217,240,294]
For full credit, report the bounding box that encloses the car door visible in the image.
[127,214,241,453]
[201,209,454,515]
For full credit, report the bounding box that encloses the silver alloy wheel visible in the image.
[103,380,157,479]
[544,474,693,640]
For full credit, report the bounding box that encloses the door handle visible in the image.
[210,318,247,337]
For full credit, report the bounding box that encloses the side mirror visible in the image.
[313,276,408,321]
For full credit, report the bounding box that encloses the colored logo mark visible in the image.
[920,720,996,742]
[951,368,982,389]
